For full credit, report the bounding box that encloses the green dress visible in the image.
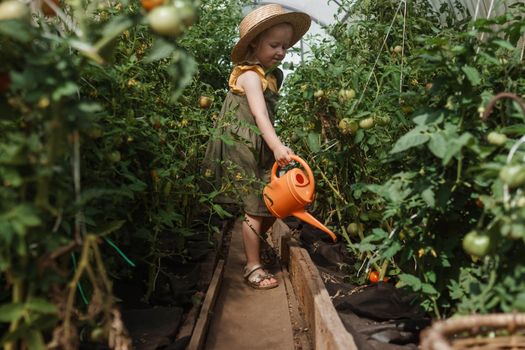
[202,65,283,217]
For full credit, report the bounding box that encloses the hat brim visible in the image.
[231,12,311,64]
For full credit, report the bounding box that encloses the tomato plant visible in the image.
[280,0,525,317]
[0,0,241,348]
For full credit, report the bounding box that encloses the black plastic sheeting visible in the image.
[284,218,431,350]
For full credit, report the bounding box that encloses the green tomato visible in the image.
[338,118,358,135]
[0,1,30,21]
[359,212,369,222]
[163,181,172,197]
[499,164,525,188]
[148,6,184,37]
[487,131,507,146]
[107,151,121,163]
[90,327,106,342]
[346,222,363,237]
[314,89,325,98]
[338,89,356,103]
[359,117,375,129]
[87,126,104,139]
[462,230,491,257]
[376,115,391,126]
[393,45,403,54]
[173,0,196,27]
[368,210,382,221]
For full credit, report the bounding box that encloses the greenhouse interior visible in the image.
[1,0,525,349]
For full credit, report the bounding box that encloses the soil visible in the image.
[80,214,231,350]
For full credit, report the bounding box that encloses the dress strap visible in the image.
[228,64,280,95]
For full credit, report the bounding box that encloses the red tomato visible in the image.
[141,0,165,12]
[369,271,389,283]
[475,198,484,209]
[42,0,60,17]
[369,271,380,283]
[0,73,11,93]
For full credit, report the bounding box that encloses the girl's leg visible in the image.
[242,214,277,287]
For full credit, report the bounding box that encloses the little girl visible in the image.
[203,4,311,289]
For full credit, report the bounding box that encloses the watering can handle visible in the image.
[271,155,315,190]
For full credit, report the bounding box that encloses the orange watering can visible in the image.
[263,155,337,242]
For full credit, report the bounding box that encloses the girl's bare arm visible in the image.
[237,70,292,165]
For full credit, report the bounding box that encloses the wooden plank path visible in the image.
[203,219,296,350]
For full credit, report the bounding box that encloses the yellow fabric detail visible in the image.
[229,65,278,95]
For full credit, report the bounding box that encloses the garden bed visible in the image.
[89,217,234,350]
[271,218,431,350]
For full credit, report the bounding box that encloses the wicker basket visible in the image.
[420,313,525,350]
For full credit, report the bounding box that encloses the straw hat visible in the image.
[231,4,311,63]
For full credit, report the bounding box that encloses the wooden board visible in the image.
[187,259,225,350]
[272,220,357,350]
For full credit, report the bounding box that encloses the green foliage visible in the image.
[280,0,525,317]
[0,0,241,347]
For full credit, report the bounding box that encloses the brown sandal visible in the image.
[243,264,279,290]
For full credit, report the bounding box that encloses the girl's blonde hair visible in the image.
[238,22,293,64]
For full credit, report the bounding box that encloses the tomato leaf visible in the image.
[397,273,422,291]
[428,131,447,159]
[422,187,435,207]
[52,82,79,101]
[462,65,481,86]
[492,39,515,50]
[219,134,235,146]
[382,241,402,259]
[212,204,232,219]
[95,15,133,52]
[26,330,45,350]
[0,303,24,322]
[26,298,57,314]
[306,132,321,153]
[442,132,473,165]
[143,37,176,63]
[390,126,430,154]
[422,283,438,295]
[0,20,33,43]
[168,52,197,102]
[413,112,443,126]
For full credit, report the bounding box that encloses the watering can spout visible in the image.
[292,211,337,242]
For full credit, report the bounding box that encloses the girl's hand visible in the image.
[273,143,293,167]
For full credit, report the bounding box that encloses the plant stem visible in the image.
[379,259,389,280]
[5,278,24,350]
[335,206,357,254]
[316,165,348,204]
[64,237,92,339]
